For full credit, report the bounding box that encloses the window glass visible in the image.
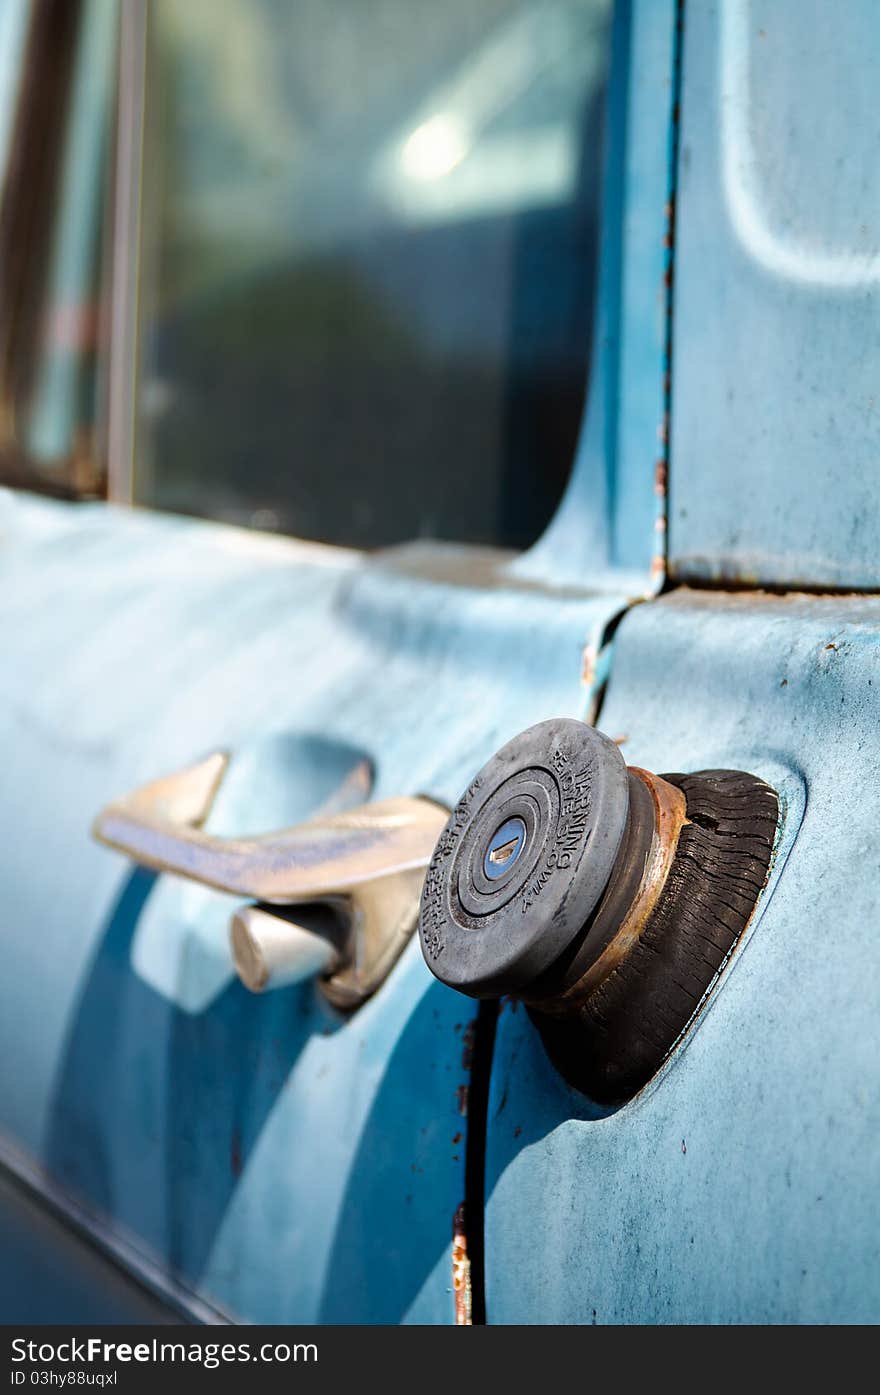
[0,0,115,497]
[134,0,611,549]
[0,1,30,191]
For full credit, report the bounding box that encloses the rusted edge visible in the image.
[541,767,688,1012]
[452,1202,472,1326]
[653,0,685,586]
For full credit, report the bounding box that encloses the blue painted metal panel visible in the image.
[0,0,677,1322]
[0,493,630,1322]
[485,589,880,1323]
[669,0,880,589]
[518,0,677,588]
[0,1166,185,1324]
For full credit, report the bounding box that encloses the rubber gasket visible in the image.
[531,769,779,1105]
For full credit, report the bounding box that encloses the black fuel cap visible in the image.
[420,718,780,1104]
[419,718,630,997]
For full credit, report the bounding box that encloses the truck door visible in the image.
[0,0,676,1322]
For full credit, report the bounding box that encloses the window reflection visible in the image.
[135,0,611,550]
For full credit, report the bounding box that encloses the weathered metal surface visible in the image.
[94,757,449,1007]
[0,495,632,1323]
[669,0,880,589]
[229,906,341,995]
[485,589,880,1322]
[0,0,678,1323]
[451,1203,472,1326]
[0,1162,186,1325]
[96,772,445,903]
[513,0,678,589]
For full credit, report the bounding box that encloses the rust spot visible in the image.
[452,1203,473,1326]
[456,1084,469,1117]
[654,460,668,497]
[461,1019,476,1071]
[528,769,688,1013]
[514,1125,522,1139]
[825,643,838,651]
[664,190,678,250]
[452,1132,462,1145]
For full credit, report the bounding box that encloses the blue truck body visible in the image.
[0,0,878,1323]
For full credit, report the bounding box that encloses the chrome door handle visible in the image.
[93,752,448,1008]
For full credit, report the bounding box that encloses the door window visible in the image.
[133,0,612,549]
